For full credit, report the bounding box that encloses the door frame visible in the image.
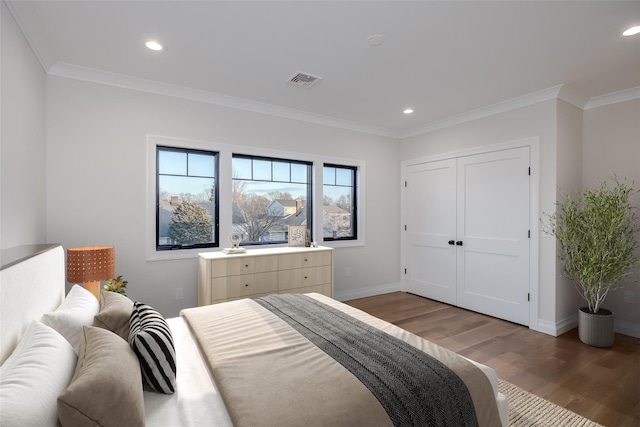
[401,137,540,331]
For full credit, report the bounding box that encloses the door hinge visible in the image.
[404,225,407,231]
[528,167,531,176]
[404,181,407,188]
[528,230,530,238]
[528,293,530,302]
[404,268,407,274]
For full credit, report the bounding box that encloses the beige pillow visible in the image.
[57,326,144,427]
[93,291,134,340]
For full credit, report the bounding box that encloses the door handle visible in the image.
[456,241,463,246]
[448,240,455,245]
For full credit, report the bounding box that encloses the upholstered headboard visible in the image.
[0,244,65,364]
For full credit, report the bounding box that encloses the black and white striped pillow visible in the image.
[128,302,176,394]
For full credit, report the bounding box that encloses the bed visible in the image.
[0,244,508,426]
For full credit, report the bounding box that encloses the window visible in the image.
[232,154,312,245]
[156,146,219,250]
[323,164,357,240]
[149,136,363,260]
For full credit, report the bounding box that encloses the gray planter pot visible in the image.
[578,307,614,347]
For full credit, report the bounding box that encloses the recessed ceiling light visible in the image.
[622,25,640,36]
[367,35,384,47]
[403,108,414,114]
[145,40,164,51]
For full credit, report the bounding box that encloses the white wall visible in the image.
[400,97,640,336]
[400,100,563,332]
[553,100,585,327]
[45,76,400,317]
[5,6,638,335]
[1,2,47,249]
[583,99,640,336]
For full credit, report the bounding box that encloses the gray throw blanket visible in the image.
[255,294,479,427]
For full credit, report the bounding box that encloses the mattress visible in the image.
[145,294,509,426]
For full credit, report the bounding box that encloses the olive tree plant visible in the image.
[542,177,640,314]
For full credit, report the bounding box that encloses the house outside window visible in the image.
[148,136,363,261]
[156,146,219,250]
[323,164,357,240]
[232,154,312,245]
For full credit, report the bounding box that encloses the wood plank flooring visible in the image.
[345,291,640,427]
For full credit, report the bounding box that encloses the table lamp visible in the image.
[66,246,115,299]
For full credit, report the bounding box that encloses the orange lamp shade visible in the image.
[66,246,115,299]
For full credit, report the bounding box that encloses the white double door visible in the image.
[403,147,530,325]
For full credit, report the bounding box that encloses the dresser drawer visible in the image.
[277,251,331,270]
[210,255,278,278]
[198,246,334,305]
[278,266,332,291]
[211,272,278,299]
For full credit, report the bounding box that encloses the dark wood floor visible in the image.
[345,291,640,427]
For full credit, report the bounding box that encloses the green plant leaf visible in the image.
[541,177,640,313]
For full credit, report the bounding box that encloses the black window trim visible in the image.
[323,163,358,242]
[232,153,314,246]
[156,145,220,251]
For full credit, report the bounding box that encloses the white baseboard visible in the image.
[336,286,640,339]
[555,314,579,336]
[334,282,402,302]
[534,314,639,339]
[534,317,575,337]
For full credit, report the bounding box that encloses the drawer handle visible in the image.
[245,264,249,268]
[304,258,308,262]
[304,276,308,279]
[245,284,249,287]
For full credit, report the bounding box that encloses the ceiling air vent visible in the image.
[287,71,322,88]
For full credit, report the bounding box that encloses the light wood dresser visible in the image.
[198,246,334,306]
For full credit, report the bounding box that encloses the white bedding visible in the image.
[1,245,507,426]
[144,317,232,427]
[151,297,509,427]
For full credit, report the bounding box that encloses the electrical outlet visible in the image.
[623,291,635,304]
[175,288,183,300]
[345,267,352,277]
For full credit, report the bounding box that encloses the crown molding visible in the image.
[4,0,56,72]
[47,62,401,139]
[41,62,640,140]
[400,84,640,139]
[7,0,638,140]
[584,87,640,110]
[556,83,590,109]
[400,85,565,139]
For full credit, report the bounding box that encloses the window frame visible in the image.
[231,153,313,246]
[155,145,220,251]
[147,135,364,261]
[315,157,365,249]
[322,163,358,242]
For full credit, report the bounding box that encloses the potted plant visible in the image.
[542,177,639,347]
[103,275,128,296]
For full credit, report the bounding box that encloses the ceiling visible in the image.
[7,1,640,138]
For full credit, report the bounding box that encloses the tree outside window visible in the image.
[168,201,213,245]
[156,146,218,250]
[232,155,312,245]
